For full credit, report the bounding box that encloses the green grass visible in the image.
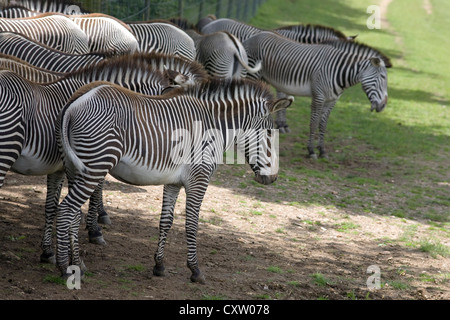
[247,0,450,236]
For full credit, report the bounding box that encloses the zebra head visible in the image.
[360,57,388,113]
[242,95,294,185]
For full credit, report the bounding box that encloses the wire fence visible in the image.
[78,0,266,24]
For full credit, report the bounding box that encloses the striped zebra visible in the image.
[0,8,139,55]
[69,14,139,55]
[0,0,90,15]
[243,31,389,159]
[187,30,261,79]
[0,55,182,265]
[0,31,108,72]
[275,24,357,43]
[0,53,64,82]
[272,38,393,134]
[199,17,353,43]
[55,79,293,283]
[0,12,90,54]
[128,20,196,61]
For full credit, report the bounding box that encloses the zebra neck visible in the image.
[337,57,363,90]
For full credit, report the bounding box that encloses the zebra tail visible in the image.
[234,53,262,74]
[60,109,90,175]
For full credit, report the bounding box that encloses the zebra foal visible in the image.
[56,79,293,283]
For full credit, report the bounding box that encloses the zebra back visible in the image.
[275,24,350,43]
[4,0,90,15]
[0,12,90,54]
[70,13,139,55]
[128,20,196,60]
[322,39,392,67]
[0,31,109,72]
[0,52,64,82]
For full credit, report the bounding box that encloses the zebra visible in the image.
[0,31,109,72]
[199,17,261,42]
[200,18,355,44]
[243,31,389,159]
[272,38,393,134]
[187,29,261,79]
[0,53,64,82]
[69,14,139,55]
[127,20,196,61]
[275,24,357,43]
[0,0,90,15]
[0,54,187,265]
[0,12,90,54]
[55,79,292,283]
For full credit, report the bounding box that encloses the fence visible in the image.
[78,0,266,24]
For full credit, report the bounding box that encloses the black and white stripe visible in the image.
[243,31,389,158]
[0,54,185,265]
[128,20,196,61]
[56,79,293,283]
[0,13,90,54]
[187,30,261,79]
[0,31,108,72]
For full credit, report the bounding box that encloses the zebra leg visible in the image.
[184,177,210,284]
[307,97,325,159]
[317,100,337,158]
[85,180,107,245]
[40,171,65,264]
[56,179,103,276]
[153,184,181,277]
[96,179,112,225]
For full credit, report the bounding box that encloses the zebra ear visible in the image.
[370,57,382,67]
[270,95,294,114]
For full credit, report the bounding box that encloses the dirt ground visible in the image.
[0,154,448,301]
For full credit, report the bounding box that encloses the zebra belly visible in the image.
[271,81,312,97]
[110,161,184,186]
[12,154,62,175]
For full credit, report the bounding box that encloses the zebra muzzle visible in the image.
[254,173,278,185]
[371,96,388,113]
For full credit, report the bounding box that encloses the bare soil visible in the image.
[0,156,448,301]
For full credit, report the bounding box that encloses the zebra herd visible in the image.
[0,0,390,284]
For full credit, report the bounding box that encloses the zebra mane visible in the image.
[162,78,274,106]
[57,53,171,85]
[276,23,348,40]
[323,39,392,68]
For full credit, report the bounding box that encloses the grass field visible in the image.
[247,0,449,224]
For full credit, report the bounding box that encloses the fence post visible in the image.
[178,0,184,18]
[216,0,222,18]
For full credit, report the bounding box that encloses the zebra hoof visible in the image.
[153,264,165,277]
[89,235,106,245]
[88,229,106,245]
[308,153,318,160]
[278,126,286,134]
[40,252,56,264]
[190,270,206,284]
[283,126,291,133]
[98,214,112,225]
